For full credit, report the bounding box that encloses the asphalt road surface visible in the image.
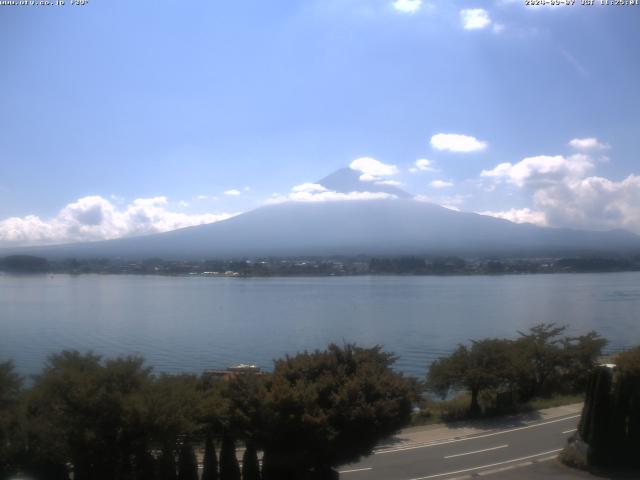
[339,413,580,480]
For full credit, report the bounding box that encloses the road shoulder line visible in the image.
[408,449,563,480]
[375,414,579,455]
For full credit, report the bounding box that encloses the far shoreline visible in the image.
[2,269,640,279]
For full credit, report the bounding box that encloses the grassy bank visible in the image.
[411,392,584,426]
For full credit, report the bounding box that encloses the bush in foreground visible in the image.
[258,343,417,479]
[0,343,416,480]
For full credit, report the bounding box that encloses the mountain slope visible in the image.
[5,199,640,259]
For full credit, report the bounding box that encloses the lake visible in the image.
[1,272,639,378]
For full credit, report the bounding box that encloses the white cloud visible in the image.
[291,183,328,193]
[196,195,209,200]
[266,181,398,204]
[178,200,190,207]
[481,154,593,187]
[349,157,399,182]
[375,179,403,186]
[224,189,242,196]
[392,0,422,14]
[492,23,505,34]
[291,190,396,202]
[478,208,547,226]
[430,180,454,189]
[416,158,433,170]
[480,145,640,233]
[533,175,640,233]
[0,196,237,246]
[431,133,488,153]
[568,137,609,150]
[267,190,396,204]
[460,8,491,30]
[409,158,437,173]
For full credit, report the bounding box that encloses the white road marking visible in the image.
[376,415,580,455]
[562,428,577,434]
[408,448,563,480]
[444,444,508,459]
[339,467,373,474]
[477,454,558,476]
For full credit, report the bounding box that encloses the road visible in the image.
[339,412,580,480]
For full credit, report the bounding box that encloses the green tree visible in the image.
[0,360,23,479]
[560,331,608,392]
[26,351,105,479]
[514,323,567,399]
[201,432,219,480]
[142,373,204,454]
[177,442,198,480]
[134,449,157,480]
[0,360,21,408]
[219,433,241,480]
[242,441,260,480]
[157,447,178,480]
[616,346,640,373]
[427,339,515,416]
[260,344,415,478]
[215,374,264,479]
[219,374,266,442]
[24,351,155,480]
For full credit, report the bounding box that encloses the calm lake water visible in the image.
[1,272,639,378]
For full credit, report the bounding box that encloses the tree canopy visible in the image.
[0,361,23,478]
[0,343,416,479]
[615,346,640,374]
[427,324,608,415]
[427,339,514,416]
[259,343,416,474]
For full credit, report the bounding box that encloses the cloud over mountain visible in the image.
[267,182,397,204]
[349,157,399,181]
[0,196,235,247]
[478,208,547,226]
[481,154,593,187]
[266,165,407,204]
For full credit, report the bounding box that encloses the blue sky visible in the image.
[1,0,639,245]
